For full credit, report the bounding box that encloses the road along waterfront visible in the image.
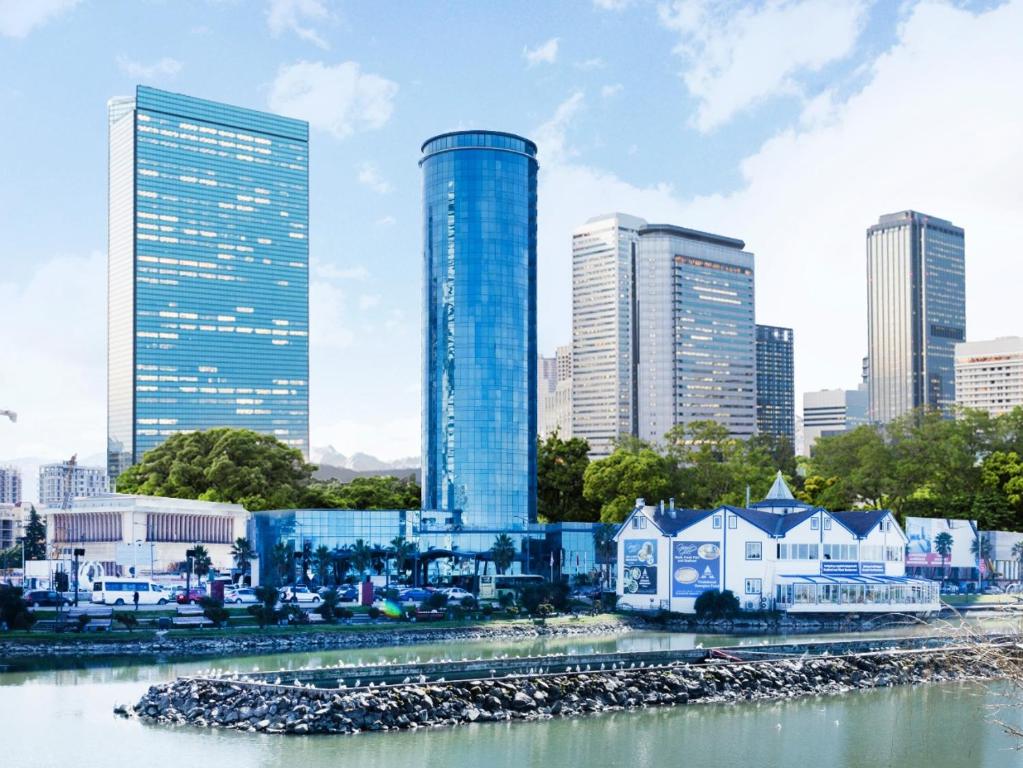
[2,630,1021,768]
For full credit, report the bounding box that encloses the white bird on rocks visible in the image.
[776,723,782,731]
[834,720,841,727]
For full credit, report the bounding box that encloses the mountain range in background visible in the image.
[310,446,421,483]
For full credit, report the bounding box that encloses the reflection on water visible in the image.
[3,617,1020,768]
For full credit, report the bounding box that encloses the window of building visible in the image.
[728,515,737,529]
[746,541,762,560]
[631,516,647,530]
[824,518,832,531]
[778,543,819,560]
[745,578,762,595]
[811,517,819,530]
[713,515,722,529]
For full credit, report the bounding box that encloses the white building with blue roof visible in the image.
[616,472,940,615]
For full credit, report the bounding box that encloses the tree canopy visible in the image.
[116,428,315,510]
[305,475,420,510]
[537,431,598,523]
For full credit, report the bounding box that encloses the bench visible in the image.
[305,611,325,623]
[172,603,213,628]
[413,610,445,622]
[57,607,113,633]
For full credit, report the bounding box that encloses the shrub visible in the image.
[367,606,381,619]
[481,604,494,617]
[315,589,341,622]
[521,581,571,615]
[424,592,448,611]
[114,611,139,632]
[248,584,281,628]
[198,597,230,628]
[536,602,555,618]
[498,591,515,608]
[460,595,477,610]
[283,603,307,625]
[337,607,354,620]
[693,589,741,621]
[76,614,91,631]
[0,586,36,631]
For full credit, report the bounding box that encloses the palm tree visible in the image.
[271,541,292,585]
[191,545,212,582]
[491,533,517,575]
[314,545,332,586]
[332,548,351,584]
[389,536,416,584]
[934,531,954,584]
[351,539,373,577]
[971,533,993,590]
[230,537,255,582]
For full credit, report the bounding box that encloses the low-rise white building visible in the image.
[46,494,248,578]
[616,473,939,614]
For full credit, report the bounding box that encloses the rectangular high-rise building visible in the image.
[802,387,869,456]
[38,462,109,506]
[866,210,965,423]
[755,325,795,445]
[539,345,573,439]
[954,337,1023,416]
[107,86,310,483]
[571,213,644,457]
[635,224,756,443]
[0,467,22,504]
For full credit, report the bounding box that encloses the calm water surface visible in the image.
[3,620,1020,768]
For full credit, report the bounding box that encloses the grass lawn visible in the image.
[942,594,1023,606]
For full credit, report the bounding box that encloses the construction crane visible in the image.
[62,454,78,512]
[0,410,15,423]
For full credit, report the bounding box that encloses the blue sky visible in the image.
[2,0,1022,479]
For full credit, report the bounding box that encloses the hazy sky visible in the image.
[1,0,1020,469]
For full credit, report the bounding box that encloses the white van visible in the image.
[91,578,170,606]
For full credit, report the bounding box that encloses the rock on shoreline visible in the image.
[131,648,1000,735]
[0,619,633,661]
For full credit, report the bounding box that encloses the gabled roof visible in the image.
[828,509,891,538]
[721,505,820,537]
[648,507,719,536]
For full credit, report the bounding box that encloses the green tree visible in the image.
[248,584,281,628]
[583,446,672,523]
[306,475,421,510]
[22,506,47,561]
[351,539,373,577]
[114,427,315,510]
[230,537,255,579]
[491,533,517,575]
[270,541,292,585]
[806,424,894,509]
[934,531,954,582]
[389,536,416,582]
[0,585,37,631]
[190,545,212,581]
[693,588,740,620]
[537,431,598,522]
[314,544,332,585]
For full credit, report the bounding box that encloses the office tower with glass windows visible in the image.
[801,386,869,456]
[420,131,538,528]
[571,213,645,458]
[755,324,795,445]
[0,467,21,504]
[634,224,757,443]
[107,86,310,483]
[866,210,965,423]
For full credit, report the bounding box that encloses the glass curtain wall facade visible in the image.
[107,86,310,482]
[571,213,645,458]
[420,131,538,528]
[755,324,795,444]
[866,211,965,423]
[635,225,757,442]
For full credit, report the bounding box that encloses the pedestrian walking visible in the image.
[133,589,140,611]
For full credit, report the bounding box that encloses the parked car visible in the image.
[175,587,206,605]
[981,585,1004,595]
[440,587,472,602]
[224,587,259,604]
[22,590,70,608]
[279,585,321,604]
[397,587,434,604]
[336,585,360,602]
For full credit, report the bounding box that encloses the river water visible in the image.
[3,620,1021,768]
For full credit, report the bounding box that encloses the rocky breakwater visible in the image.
[130,646,1002,735]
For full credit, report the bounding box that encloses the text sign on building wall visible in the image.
[672,541,721,597]
[859,562,885,575]
[623,539,658,594]
[905,517,977,568]
[821,561,886,576]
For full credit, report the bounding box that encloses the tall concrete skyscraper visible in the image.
[420,131,538,528]
[107,86,310,482]
[755,324,795,445]
[571,213,644,457]
[0,467,21,505]
[866,211,965,423]
[571,214,756,455]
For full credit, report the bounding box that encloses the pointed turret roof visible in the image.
[765,470,795,501]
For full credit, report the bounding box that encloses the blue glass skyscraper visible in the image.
[420,131,538,528]
[107,86,309,483]
[755,324,795,445]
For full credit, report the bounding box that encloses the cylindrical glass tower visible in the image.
[420,131,538,529]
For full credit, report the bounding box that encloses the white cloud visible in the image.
[524,37,559,66]
[575,57,605,71]
[268,61,398,140]
[357,162,391,194]
[310,279,354,351]
[0,251,106,462]
[312,416,420,462]
[0,0,78,38]
[266,0,331,49]
[593,0,632,9]
[601,83,623,98]
[116,56,183,80]
[534,91,585,165]
[358,294,381,310]
[659,0,869,132]
[313,263,368,281]
[536,0,1023,408]
[374,215,397,227]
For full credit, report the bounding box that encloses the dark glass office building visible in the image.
[107,86,310,482]
[755,324,795,445]
[866,211,965,423]
[420,131,538,528]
